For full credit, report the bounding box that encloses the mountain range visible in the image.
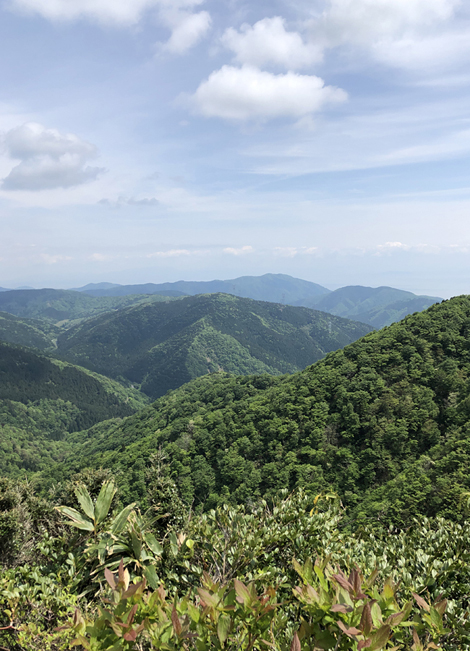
[73,274,441,329]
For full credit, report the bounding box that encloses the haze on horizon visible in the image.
[0,0,469,299]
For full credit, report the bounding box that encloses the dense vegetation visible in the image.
[0,478,469,650]
[39,295,470,525]
[0,310,60,350]
[0,288,175,326]
[0,341,149,476]
[55,293,371,399]
[308,286,441,329]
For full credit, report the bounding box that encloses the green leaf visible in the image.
[56,506,94,531]
[110,503,136,534]
[74,484,95,520]
[144,532,163,556]
[367,624,391,650]
[95,480,117,525]
[143,565,160,590]
[217,614,231,645]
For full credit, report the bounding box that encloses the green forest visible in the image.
[1,290,470,649]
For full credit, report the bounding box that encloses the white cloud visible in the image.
[8,0,204,25]
[147,249,191,257]
[223,245,254,255]
[99,195,159,207]
[1,123,104,191]
[221,17,322,70]
[160,9,211,54]
[317,0,460,46]
[190,66,347,121]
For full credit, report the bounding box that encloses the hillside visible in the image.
[55,293,372,399]
[0,288,176,326]
[0,341,149,477]
[47,295,470,524]
[308,285,441,328]
[0,310,60,351]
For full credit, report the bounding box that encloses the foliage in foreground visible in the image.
[1,478,470,650]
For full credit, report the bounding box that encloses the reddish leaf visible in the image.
[413,593,430,613]
[358,640,371,650]
[104,568,116,590]
[333,573,354,594]
[171,605,182,636]
[337,620,361,637]
[360,602,373,635]
[126,604,138,626]
[123,629,138,642]
[331,604,353,613]
[290,632,301,651]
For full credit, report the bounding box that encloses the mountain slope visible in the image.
[0,288,176,326]
[0,340,149,477]
[300,285,441,327]
[0,310,60,351]
[77,273,331,303]
[56,293,372,399]
[49,295,470,524]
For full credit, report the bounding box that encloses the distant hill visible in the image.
[76,273,331,303]
[306,285,442,328]
[0,288,176,326]
[0,310,60,351]
[50,295,470,524]
[0,340,149,477]
[56,293,372,399]
[73,274,441,329]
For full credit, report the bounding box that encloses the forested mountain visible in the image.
[0,341,148,477]
[45,295,470,525]
[74,274,442,328]
[75,273,330,303]
[55,293,372,399]
[0,288,175,326]
[308,285,441,328]
[0,310,59,350]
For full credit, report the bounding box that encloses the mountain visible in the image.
[0,340,149,477]
[76,273,331,303]
[74,274,442,329]
[56,293,372,399]
[307,285,441,328]
[0,310,60,351]
[0,288,176,326]
[0,287,10,292]
[72,282,122,291]
[48,295,470,524]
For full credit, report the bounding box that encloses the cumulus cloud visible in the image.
[221,17,322,70]
[160,9,211,54]
[190,66,347,121]
[1,123,103,191]
[8,0,204,25]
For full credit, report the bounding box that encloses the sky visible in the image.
[0,0,470,297]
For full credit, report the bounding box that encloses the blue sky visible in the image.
[0,0,470,297]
